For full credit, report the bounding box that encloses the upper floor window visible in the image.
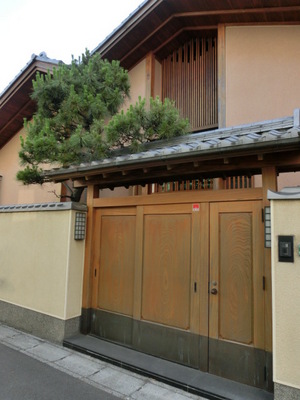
[162,37,218,132]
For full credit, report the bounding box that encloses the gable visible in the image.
[94,0,300,70]
[0,54,60,149]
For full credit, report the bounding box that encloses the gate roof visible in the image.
[45,112,300,189]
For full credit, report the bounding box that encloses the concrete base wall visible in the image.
[275,383,300,400]
[0,300,80,343]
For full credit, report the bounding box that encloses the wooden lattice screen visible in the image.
[225,176,254,190]
[149,179,214,194]
[162,37,218,132]
[146,176,254,194]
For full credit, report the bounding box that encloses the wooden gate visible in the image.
[209,201,265,386]
[90,189,269,389]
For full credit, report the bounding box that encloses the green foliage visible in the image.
[106,96,190,151]
[16,165,45,185]
[18,50,130,185]
[17,50,190,188]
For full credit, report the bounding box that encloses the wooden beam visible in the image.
[48,147,300,188]
[262,166,277,354]
[119,4,300,64]
[174,7,300,18]
[81,185,100,314]
[93,187,263,208]
[119,13,175,64]
[145,52,155,102]
[0,99,32,137]
[153,26,217,55]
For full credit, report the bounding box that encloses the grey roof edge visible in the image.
[268,187,300,200]
[0,202,87,213]
[0,52,62,99]
[44,114,299,179]
[92,0,155,56]
[45,135,300,180]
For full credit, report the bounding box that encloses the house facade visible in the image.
[45,1,300,398]
[1,2,300,399]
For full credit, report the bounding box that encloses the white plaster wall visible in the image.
[0,209,85,320]
[271,199,300,390]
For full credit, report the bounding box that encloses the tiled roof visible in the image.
[0,202,87,213]
[45,113,300,180]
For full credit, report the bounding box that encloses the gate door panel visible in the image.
[209,201,265,388]
[142,214,191,329]
[97,215,136,316]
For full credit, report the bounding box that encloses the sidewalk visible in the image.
[0,323,203,400]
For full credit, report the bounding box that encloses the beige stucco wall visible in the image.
[226,26,300,126]
[124,59,147,109]
[0,208,85,320]
[0,127,61,205]
[271,199,300,391]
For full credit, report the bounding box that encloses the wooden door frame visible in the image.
[208,200,267,388]
[82,187,272,386]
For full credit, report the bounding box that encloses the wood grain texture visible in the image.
[142,214,191,329]
[162,37,218,131]
[209,201,265,349]
[93,188,263,208]
[219,212,253,344]
[98,215,136,316]
[262,166,277,352]
[82,185,99,309]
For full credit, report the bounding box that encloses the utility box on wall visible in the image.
[268,188,300,400]
[278,235,294,263]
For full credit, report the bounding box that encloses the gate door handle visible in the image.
[210,288,218,295]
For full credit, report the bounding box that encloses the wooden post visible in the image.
[81,184,99,333]
[146,52,155,105]
[213,178,225,190]
[262,166,277,353]
[218,24,226,128]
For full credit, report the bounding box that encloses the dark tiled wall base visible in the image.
[275,383,300,400]
[0,300,80,343]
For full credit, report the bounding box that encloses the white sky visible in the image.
[0,0,144,93]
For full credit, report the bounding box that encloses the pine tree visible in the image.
[17,50,190,199]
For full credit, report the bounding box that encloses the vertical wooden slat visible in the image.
[218,24,226,128]
[162,36,218,131]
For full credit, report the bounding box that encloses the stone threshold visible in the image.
[64,334,274,400]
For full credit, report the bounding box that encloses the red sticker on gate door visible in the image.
[192,204,200,212]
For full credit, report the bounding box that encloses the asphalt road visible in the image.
[0,343,120,400]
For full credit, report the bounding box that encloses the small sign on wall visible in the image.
[192,204,200,212]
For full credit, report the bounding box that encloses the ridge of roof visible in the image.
[0,52,62,99]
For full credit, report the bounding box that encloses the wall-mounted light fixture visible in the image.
[74,212,86,240]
